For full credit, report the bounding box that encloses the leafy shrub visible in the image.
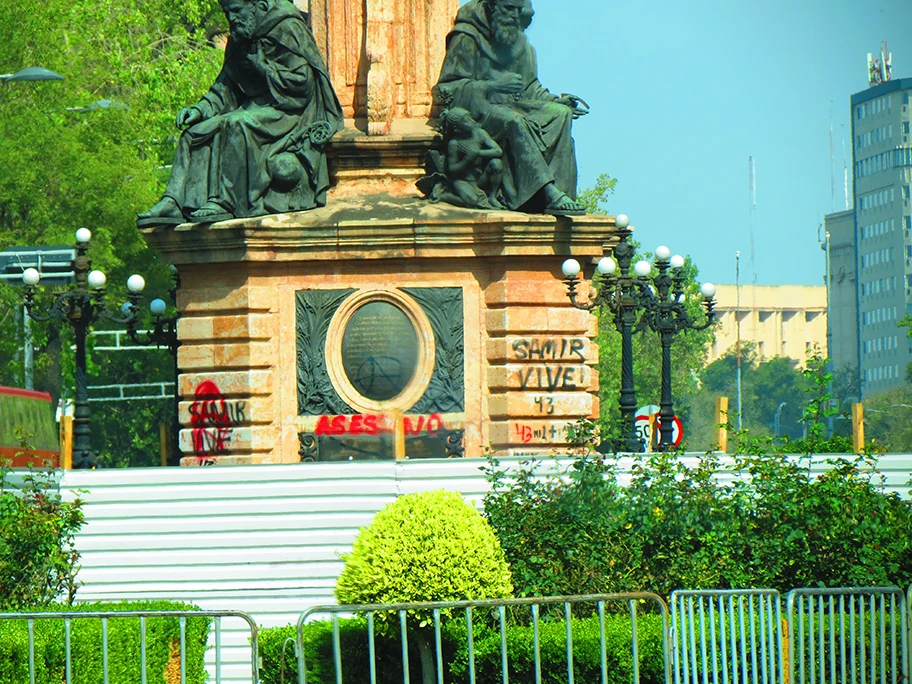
[335,490,513,615]
[259,613,666,684]
[0,454,84,609]
[0,600,210,683]
[481,456,643,597]
[336,490,513,684]
[485,452,912,597]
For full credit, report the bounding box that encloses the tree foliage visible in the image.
[687,343,812,449]
[0,0,224,464]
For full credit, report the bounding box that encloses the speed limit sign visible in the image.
[634,405,683,449]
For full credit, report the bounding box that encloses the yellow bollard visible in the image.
[852,402,865,453]
[715,396,729,453]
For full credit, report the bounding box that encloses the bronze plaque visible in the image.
[341,301,419,401]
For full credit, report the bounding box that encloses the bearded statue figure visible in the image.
[138,0,344,227]
[423,0,588,215]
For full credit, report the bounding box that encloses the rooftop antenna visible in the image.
[829,111,836,213]
[868,41,893,87]
[735,250,743,430]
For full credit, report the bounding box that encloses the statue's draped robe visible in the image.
[164,0,344,217]
[436,0,576,211]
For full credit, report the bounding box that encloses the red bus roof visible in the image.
[0,386,52,402]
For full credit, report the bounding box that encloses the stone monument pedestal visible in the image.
[142,193,622,465]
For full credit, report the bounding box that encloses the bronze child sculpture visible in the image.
[421,107,505,210]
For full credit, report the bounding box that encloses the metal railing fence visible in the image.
[295,592,671,684]
[0,609,259,684]
[670,589,784,684]
[7,586,912,684]
[786,587,908,684]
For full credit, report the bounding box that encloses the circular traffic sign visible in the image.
[634,405,683,448]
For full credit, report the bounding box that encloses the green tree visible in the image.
[0,0,224,464]
[689,345,812,449]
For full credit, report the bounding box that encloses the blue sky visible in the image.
[481,0,912,286]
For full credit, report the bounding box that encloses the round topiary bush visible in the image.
[335,489,514,607]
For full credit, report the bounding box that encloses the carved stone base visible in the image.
[142,195,623,465]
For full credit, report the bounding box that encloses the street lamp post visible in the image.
[21,228,135,469]
[639,246,716,449]
[773,402,788,438]
[123,268,182,462]
[560,214,651,452]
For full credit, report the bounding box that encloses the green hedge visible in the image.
[483,452,912,598]
[0,600,210,683]
[259,613,665,684]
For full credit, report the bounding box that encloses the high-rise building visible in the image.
[829,76,912,397]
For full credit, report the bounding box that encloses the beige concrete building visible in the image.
[707,285,828,366]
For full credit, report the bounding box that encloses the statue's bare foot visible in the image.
[137,197,184,227]
[544,193,585,216]
[188,201,233,223]
[542,183,585,216]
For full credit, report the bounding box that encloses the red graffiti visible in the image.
[315,414,381,436]
[314,414,445,437]
[190,381,243,455]
[404,414,444,436]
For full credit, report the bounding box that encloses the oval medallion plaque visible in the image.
[341,301,419,401]
[325,288,436,413]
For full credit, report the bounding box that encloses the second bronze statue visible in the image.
[419,0,588,215]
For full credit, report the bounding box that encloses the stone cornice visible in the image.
[142,195,626,265]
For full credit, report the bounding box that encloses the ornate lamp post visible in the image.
[21,228,136,468]
[560,214,652,452]
[123,268,182,462]
[639,246,716,449]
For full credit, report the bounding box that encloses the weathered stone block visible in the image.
[177,314,275,341]
[179,396,274,426]
[487,364,593,391]
[486,336,595,364]
[177,341,276,370]
[485,308,594,335]
[489,419,578,446]
[179,370,273,398]
[487,392,595,419]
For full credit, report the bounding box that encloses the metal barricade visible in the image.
[0,609,259,684]
[670,588,784,684]
[787,587,908,684]
[295,593,671,684]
